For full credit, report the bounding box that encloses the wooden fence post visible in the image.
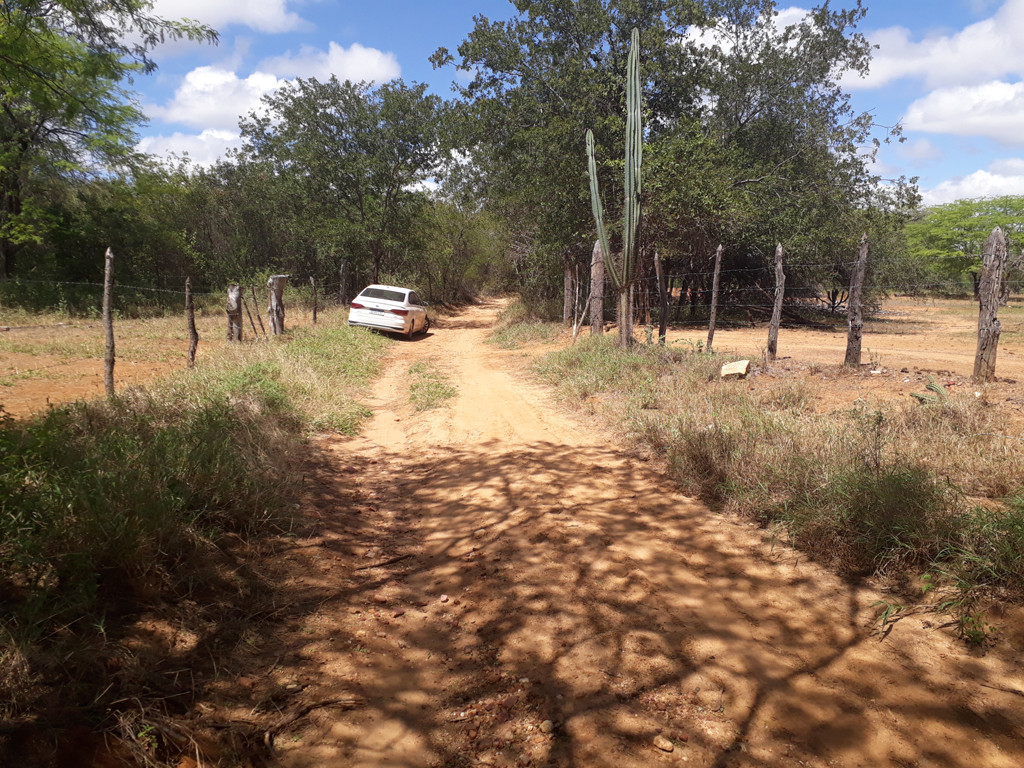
[590,240,604,336]
[185,277,198,367]
[310,276,318,324]
[227,284,243,342]
[706,244,723,352]
[974,226,1008,382]
[267,275,289,335]
[767,243,786,361]
[102,247,115,398]
[250,286,267,338]
[654,252,668,345]
[844,234,869,367]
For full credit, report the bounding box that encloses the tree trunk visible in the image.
[563,252,574,324]
[102,248,115,398]
[844,234,869,367]
[706,244,723,352]
[227,284,243,342]
[339,260,350,305]
[766,243,786,361]
[267,275,289,335]
[974,227,1008,382]
[185,277,198,368]
[654,252,668,345]
[590,240,604,336]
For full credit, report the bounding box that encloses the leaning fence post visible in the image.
[186,277,198,367]
[844,234,869,367]
[767,243,786,361]
[267,275,289,335]
[250,286,267,338]
[706,244,723,352]
[227,284,243,342]
[974,226,1008,382]
[310,276,318,324]
[103,247,115,398]
[241,292,259,340]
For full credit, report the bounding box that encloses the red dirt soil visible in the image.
[5,300,1024,768]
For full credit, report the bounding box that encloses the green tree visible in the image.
[436,0,917,316]
[0,0,216,277]
[906,196,1024,295]
[238,77,443,286]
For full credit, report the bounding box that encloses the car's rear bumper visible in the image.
[348,309,409,334]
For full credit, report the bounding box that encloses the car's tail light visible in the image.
[391,309,409,316]
[350,302,364,309]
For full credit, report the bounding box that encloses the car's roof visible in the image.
[360,284,411,293]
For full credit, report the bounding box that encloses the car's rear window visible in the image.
[359,288,406,302]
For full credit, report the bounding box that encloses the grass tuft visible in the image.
[409,359,458,411]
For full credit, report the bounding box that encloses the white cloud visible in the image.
[898,138,944,163]
[922,160,1024,204]
[151,0,305,34]
[136,129,242,166]
[904,81,1024,144]
[149,66,283,130]
[848,0,1024,89]
[261,41,400,82]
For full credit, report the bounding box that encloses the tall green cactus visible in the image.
[586,27,642,292]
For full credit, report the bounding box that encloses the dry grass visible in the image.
[535,335,1024,625]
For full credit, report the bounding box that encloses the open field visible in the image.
[0,304,332,418]
[5,297,1024,421]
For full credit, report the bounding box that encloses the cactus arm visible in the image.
[586,128,620,288]
[622,27,641,284]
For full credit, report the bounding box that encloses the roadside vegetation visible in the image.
[486,300,564,350]
[0,318,390,721]
[534,334,1024,640]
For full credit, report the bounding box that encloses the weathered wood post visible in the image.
[102,247,115,398]
[310,276,318,324]
[226,284,243,342]
[590,240,604,336]
[974,226,1009,382]
[185,277,198,368]
[267,275,289,335]
[767,243,786,361]
[250,286,267,338]
[706,244,723,352]
[844,234,869,368]
[654,252,668,345]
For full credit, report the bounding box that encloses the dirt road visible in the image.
[253,301,1023,768]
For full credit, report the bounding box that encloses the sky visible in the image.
[136,0,1024,206]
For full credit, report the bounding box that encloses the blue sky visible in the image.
[138,1,1024,205]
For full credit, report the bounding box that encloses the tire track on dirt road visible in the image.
[278,300,1024,768]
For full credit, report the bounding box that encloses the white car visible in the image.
[347,284,430,337]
